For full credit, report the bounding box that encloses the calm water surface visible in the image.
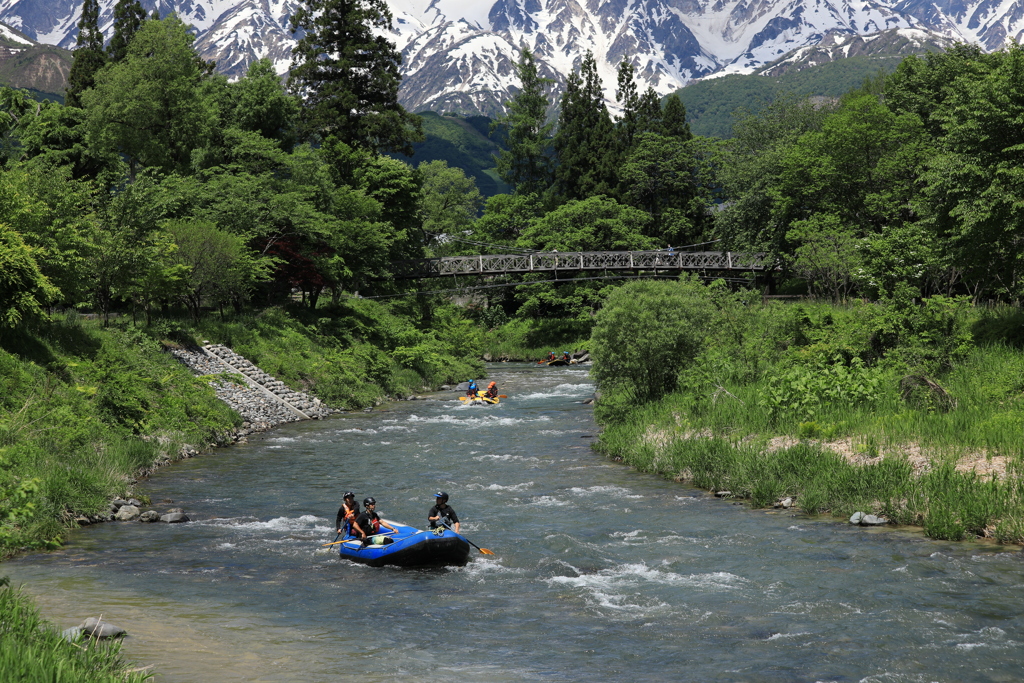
[6,364,1024,682]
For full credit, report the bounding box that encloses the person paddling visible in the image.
[335,491,358,537]
[466,379,479,398]
[353,497,397,544]
[428,491,460,533]
[484,381,498,399]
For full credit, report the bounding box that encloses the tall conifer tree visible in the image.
[553,52,615,202]
[288,0,422,154]
[65,0,107,108]
[492,48,555,197]
[107,0,147,63]
[662,93,692,141]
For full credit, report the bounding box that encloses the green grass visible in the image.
[0,579,152,682]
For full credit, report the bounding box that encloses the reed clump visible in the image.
[592,283,1024,542]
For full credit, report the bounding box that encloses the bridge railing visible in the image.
[389,250,769,279]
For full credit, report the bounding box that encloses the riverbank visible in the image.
[590,280,1024,543]
[480,317,592,361]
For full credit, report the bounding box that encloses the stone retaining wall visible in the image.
[170,344,337,432]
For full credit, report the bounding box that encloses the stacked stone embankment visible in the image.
[170,343,336,433]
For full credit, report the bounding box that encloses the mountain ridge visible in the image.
[0,0,1010,116]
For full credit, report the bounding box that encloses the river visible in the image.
[5,363,1024,682]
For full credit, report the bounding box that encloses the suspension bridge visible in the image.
[388,250,770,279]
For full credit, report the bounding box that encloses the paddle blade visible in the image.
[478,548,495,555]
[498,394,507,398]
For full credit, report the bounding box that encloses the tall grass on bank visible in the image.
[480,318,593,361]
[0,579,152,682]
[597,404,1024,542]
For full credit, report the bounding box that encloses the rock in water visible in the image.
[139,510,160,522]
[81,617,125,639]
[61,626,83,642]
[160,512,190,523]
[114,505,140,521]
[861,514,888,526]
[849,512,865,525]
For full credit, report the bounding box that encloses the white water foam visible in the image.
[197,514,331,533]
[569,485,643,499]
[517,383,595,400]
[466,481,534,492]
[472,454,541,463]
[547,563,749,593]
[407,414,551,427]
[336,428,378,434]
[526,495,572,507]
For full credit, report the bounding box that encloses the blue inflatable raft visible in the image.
[337,521,471,568]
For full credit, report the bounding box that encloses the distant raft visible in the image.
[336,521,471,567]
[459,393,499,405]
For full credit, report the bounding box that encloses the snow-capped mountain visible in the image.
[0,0,1018,115]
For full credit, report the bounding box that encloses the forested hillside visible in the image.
[676,56,905,138]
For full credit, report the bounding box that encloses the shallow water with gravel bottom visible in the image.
[5,363,1024,682]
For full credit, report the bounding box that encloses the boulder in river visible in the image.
[160,512,190,523]
[715,491,732,498]
[139,510,160,523]
[861,514,888,526]
[114,505,140,521]
[849,512,865,525]
[64,618,126,641]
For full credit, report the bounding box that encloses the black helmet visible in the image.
[343,491,355,499]
[434,491,449,503]
[363,497,376,506]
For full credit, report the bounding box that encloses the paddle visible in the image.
[441,522,494,555]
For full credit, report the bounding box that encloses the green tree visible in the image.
[417,160,482,256]
[553,51,616,202]
[590,276,714,403]
[164,219,271,320]
[65,0,107,108]
[0,224,59,327]
[106,0,147,63]
[288,0,421,153]
[514,196,655,317]
[913,44,1024,299]
[83,16,218,180]
[620,132,709,244]
[228,58,299,148]
[786,213,864,301]
[662,93,692,140]
[492,48,555,197]
[714,95,838,257]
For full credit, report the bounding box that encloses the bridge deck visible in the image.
[390,250,768,279]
